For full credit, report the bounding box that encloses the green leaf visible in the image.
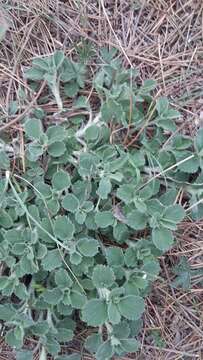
[28,204,40,222]
[133,197,147,213]
[46,198,60,216]
[128,319,143,336]
[85,124,100,141]
[53,50,65,68]
[163,204,185,223]
[54,216,75,240]
[25,67,45,80]
[38,218,54,244]
[5,256,16,269]
[77,237,99,257]
[0,304,16,321]
[52,170,71,191]
[48,141,66,157]
[31,321,49,336]
[57,303,72,316]
[82,200,94,212]
[122,280,139,295]
[113,223,129,244]
[41,249,61,271]
[97,178,112,199]
[174,151,199,173]
[15,283,28,300]
[82,299,107,326]
[92,265,115,289]
[118,295,145,320]
[74,96,90,109]
[16,351,33,360]
[116,184,134,204]
[32,57,49,70]
[146,199,164,216]
[129,150,145,167]
[56,328,73,342]
[120,338,140,353]
[127,210,147,230]
[194,128,203,156]
[85,213,97,230]
[94,211,114,228]
[0,276,10,290]
[100,47,118,62]
[60,59,75,82]
[69,290,86,309]
[24,118,43,140]
[139,79,157,94]
[78,152,98,176]
[75,210,86,224]
[157,118,176,131]
[85,334,102,354]
[166,108,180,119]
[142,261,160,279]
[70,251,82,265]
[108,302,121,324]
[124,279,140,295]
[96,340,113,360]
[55,269,73,288]
[159,189,178,206]
[18,255,38,276]
[45,335,60,355]
[0,209,13,228]
[62,194,80,213]
[27,143,44,161]
[152,227,174,251]
[46,125,67,143]
[0,150,10,169]
[173,135,192,150]
[43,288,63,305]
[106,247,124,266]
[101,99,124,123]
[156,97,169,114]
[113,321,130,339]
[5,328,24,349]
[64,81,79,98]
[158,151,174,170]
[35,181,52,198]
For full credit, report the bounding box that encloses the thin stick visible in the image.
[100,0,133,67]
[143,345,199,358]
[138,154,195,191]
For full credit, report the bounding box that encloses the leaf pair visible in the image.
[82,294,144,326]
[151,204,185,251]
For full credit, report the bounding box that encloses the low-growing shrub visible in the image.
[0,49,202,359]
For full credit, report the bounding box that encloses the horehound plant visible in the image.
[0,49,203,360]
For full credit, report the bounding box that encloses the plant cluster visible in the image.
[0,49,203,359]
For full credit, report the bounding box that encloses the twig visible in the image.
[137,154,195,191]
[143,345,199,357]
[100,0,133,67]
